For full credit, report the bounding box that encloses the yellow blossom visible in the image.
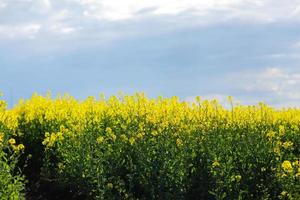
[235,175,242,182]
[230,175,242,182]
[281,173,287,178]
[42,132,63,148]
[282,141,293,149]
[293,160,300,167]
[282,160,293,173]
[0,132,3,144]
[151,130,158,136]
[137,132,144,139]
[279,125,285,136]
[110,134,116,141]
[8,138,16,145]
[129,137,135,145]
[107,183,113,189]
[17,144,25,151]
[280,191,288,197]
[212,161,220,168]
[274,146,280,155]
[120,134,127,141]
[106,127,112,134]
[96,136,104,144]
[176,138,183,147]
[57,162,65,173]
[266,131,275,139]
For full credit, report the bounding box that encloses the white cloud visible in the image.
[71,0,300,22]
[49,9,72,21]
[230,67,300,107]
[245,67,291,93]
[186,67,300,108]
[267,53,300,59]
[290,4,300,17]
[75,0,272,21]
[0,1,6,9]
[0,0,298,41]
[49,24,77,34]
[30,0,52,12]
[0,23,41,39]
[259,68,288,79]
[294,41,300,48]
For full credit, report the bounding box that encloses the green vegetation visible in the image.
[1,93,300,199]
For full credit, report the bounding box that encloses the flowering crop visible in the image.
[0,97,25,200]
[1,93,300,199]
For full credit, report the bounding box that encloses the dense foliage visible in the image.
[1,93,300,199]
[0,96,25,200]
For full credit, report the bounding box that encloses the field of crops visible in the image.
[1,93,300,199]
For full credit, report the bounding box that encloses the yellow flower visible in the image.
[110,134,116,141]
[121,124,127,130]
[0,132,3,144]
[235,175,242,182]
[129,137,135,145]
[279,125,285,136]
[212,161,220,168]
[120,134,127,141]
[293,160,300,167]
[176,138,183,147]
[282,141,293,149]
[57,162,65,173]
[42,132,61,148]
[96,136,104,144]
[8,138,16,145]
[266,131,275,139]
[137,132,144,139]
[280,191,288,197]
[281,173,287,178]
[151,130,158,136]
[195,96,201,103]
[105,127,116,141]
[107,183,113,189]
[274,146,280,155]
[282,160,293,173]
[106,127,112,134]
[17,144,25,151]
[227,96,233,103]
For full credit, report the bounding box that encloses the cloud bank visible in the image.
[0,0,299,41]
[1,0,300,108]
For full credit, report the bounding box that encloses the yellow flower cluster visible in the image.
[282,141,293,149]
[280,159,300,181]
[0,132,3,144]
[176,138,183,147]
[7,138,25,152]
[3,93,300,198]
[282,161,293,173]
[292,160,300,176]
[43,132,64,148]
[8,138,16,145]
[96,136,104,144]
[230,175,242,182]
[212,161,220,168]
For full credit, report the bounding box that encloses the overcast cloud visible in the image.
[1,0,300,107]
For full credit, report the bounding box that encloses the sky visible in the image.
[1,0,300,107]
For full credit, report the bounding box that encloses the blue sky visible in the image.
[1,0,300,107]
